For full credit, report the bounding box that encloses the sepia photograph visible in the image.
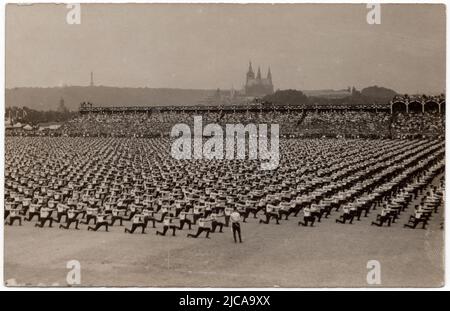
[3,2,446,288]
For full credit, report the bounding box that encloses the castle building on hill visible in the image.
[244,61,274,97]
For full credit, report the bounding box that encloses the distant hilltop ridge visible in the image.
[5,86,216,111]
[6,85,398,111]
[304,86,398,99]
[303,89,352,98]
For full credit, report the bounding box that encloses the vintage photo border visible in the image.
[0,0,448,292]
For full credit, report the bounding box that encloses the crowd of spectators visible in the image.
[391,112,445,139]
[50,110,305,138]
[5,109,445,139]
[301,111,391,138]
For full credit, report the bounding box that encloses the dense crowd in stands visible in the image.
[391,112,445,139]
[301,111,391,138]
[5,109,445,139]
[53,110,304,138]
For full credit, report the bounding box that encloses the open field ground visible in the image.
[5,198,444,287]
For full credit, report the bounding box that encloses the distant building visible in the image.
[90,71,94,87]
[200,62,274,105]
[244,62,274,97]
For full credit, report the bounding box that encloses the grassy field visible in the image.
[4,193,444,288]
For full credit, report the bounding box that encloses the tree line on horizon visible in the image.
[262,86,398,107]
[5,99,76,125]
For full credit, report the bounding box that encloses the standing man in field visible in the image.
[230,206,243,243]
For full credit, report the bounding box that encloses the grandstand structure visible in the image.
[78,94,445,114]
[390,94,445,114]
[60,94,441,140]
[5,94,445,140]
[5,94,445,141]
[78,101,391,114]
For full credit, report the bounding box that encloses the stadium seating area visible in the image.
[6,109,444,139]
[53,110,305,138]
[391,112,445,139]
[300,111,391,138]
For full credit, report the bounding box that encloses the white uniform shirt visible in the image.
[230,212,240,223]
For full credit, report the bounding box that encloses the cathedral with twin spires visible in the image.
[244,61,274,97]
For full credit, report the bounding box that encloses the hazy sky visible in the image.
[6,3,446,93]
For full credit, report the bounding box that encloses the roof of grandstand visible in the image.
[78,94,445,114]
[78,102,392,114]
[392,94,445,104]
